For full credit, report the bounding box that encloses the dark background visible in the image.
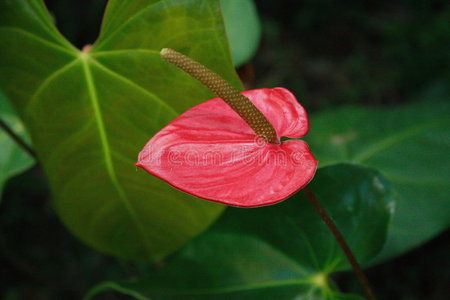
[1,0,449,299]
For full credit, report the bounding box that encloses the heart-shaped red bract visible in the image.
[136,88,317,207]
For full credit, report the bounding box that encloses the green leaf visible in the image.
[0,0,241,260]
[221,0,261,67]
[0,91,35,199]
[305,100,450,262]
[85,164,393,299]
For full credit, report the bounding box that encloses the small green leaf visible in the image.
[305,100,450,262]
[0,92,35,199]
[85,164,393,299]
[0,0,241,260]
[221,0,261,67]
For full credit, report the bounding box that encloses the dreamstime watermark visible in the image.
[139,137,313,168]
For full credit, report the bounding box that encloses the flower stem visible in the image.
[160,48,278,143]
[304,187,376,300]
[0,118,37,159]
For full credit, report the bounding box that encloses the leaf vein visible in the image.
[146,278,315,296]
[81,57,153,256]
[26,59,80,114]
[92,49,160,57]
[89,58,178,117]
[94,0,166,49]
[0,27,77,55]
[352,116,449,163]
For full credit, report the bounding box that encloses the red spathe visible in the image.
[136,88,318,207]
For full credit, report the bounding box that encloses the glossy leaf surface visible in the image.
[221,0,261,66]
[0,92,35,199]
[137,88,317,207]
[86,164,393,299]
[305,100,450,261]
[0,0,241,260]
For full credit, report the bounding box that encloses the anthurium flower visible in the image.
[136,49,317,207]
[137,51,373,300]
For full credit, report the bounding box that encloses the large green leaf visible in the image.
[85,164,393,299]
[0,0,242,260]
[0,92,35,199]
[305,100,450,262]
[221,0,261,67]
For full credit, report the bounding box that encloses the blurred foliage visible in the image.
[1,0,449,299]
[86,164,393,299]
[0,93,35,199]
[253,0,450,109]
[0,169,126,299]
[305,100,450,262]
[221,0,261,67]
[335,230,450,299]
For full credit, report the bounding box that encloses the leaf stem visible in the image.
[304,187,376,300]
[0,118,37,159]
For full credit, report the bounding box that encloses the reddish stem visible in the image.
[304,187,376,300]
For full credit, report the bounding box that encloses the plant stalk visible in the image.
[304,187,376,300]
[0,118,37,159]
